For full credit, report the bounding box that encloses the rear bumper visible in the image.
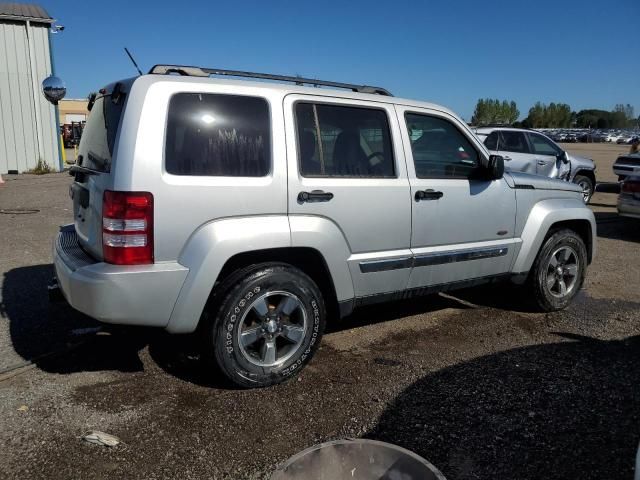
[618,195,640,219]
[53,225,189,327]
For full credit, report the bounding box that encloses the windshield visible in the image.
[77,95,124,172]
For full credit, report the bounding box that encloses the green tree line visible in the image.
[471,99,519,126]
[472,99,638,128]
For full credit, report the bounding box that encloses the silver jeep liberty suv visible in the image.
[52,65,596,388]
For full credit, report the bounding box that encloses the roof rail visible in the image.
[148,64,393,96]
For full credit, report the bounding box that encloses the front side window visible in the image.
[498,131,529,154]
[295,103,395,177]
[405,113,479,178]
[165,93,270,176]
[528,133,561,156]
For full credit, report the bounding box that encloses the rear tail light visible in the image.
[622,180,640,194]
[102,191,153,265]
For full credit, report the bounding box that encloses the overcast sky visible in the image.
[41,0,639,121]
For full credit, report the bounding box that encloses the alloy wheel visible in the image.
[236,291,307,368]
[545,246,579,298]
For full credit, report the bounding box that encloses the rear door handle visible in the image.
[298,190,334,203]
[503,156,512,161]
[537,160,548,165]
[415,189,443,201]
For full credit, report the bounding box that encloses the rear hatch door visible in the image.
[71,86,126,260]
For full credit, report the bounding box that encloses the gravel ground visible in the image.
[0,145,639,480]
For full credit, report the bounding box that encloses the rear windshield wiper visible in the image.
[69,165,102,176]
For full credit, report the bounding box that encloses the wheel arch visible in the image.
[166,215,355,334]
[573,169,596,187]
[512,199,596,275]
[214,247,340,322]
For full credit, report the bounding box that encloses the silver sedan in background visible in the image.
[618,176,640,219]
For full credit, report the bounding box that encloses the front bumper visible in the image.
[53,225,189,327]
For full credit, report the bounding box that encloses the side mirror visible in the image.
[487,154,504,180]
[558,151,570,164]
[42,75,66,105]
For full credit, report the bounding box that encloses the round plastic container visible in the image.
[271,438,446,480]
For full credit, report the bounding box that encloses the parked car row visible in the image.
[538,129,640,144]
[475,127,597,203]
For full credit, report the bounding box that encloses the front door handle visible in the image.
[503,155,512,161]
[298,190,334,203]
[537,160,548,165]
[415,189,443,201]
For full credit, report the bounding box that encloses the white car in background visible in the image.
[475,127,597,203]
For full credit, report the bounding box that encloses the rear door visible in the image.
[284,95,412,297]
[527,132,562,177]
[485,130,536,174]
[71,89,126,259]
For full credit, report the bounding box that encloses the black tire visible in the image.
[528,229,587,312]
[573,174,594,204]
[203,263,326,388]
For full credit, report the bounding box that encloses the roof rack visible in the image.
[148,64,393,96]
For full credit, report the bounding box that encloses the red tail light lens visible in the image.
[622,181,640,194]
[102,191,153,265]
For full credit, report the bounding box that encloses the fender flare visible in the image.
[166,215,355,333]
[512,198,596,274]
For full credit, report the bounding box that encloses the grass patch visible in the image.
[27,159,55,175]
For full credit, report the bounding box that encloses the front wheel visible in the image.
[573,175,594,204]
[528,229,587,312]
[203,263,326,388]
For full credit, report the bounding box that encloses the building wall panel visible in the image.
[0,20,59,173]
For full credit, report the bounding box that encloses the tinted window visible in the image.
[484,132,498,150]
[528,133,561,156]
[165,93,270,176]
[498,131,529,153]
[295,103,395,177]
[77,95,124,172]
[405,113,479,178]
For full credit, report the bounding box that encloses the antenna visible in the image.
[124,47,143,76]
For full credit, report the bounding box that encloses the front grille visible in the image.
[56,225,97,271]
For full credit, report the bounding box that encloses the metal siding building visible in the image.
[0,3,60,173]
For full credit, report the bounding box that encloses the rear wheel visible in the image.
[573,174,594,204]
[203,263,326,388]
[528,229,587,312]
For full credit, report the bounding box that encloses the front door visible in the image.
[284,95,412,297]
[527,132,562,177]
[485,130,536,174]
[397,107,518,289]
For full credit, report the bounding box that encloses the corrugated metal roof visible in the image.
[0,3,53,23]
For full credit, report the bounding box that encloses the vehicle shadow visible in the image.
[328,294,473,334]
[1,264,477,387]
[595,212,640,243]
[0,264,231,387]
[366,333,640,480]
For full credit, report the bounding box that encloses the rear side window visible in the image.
[165,93,270,176]
[484,132,498,150]
[295,103,395,177]
[77,95,124,172]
